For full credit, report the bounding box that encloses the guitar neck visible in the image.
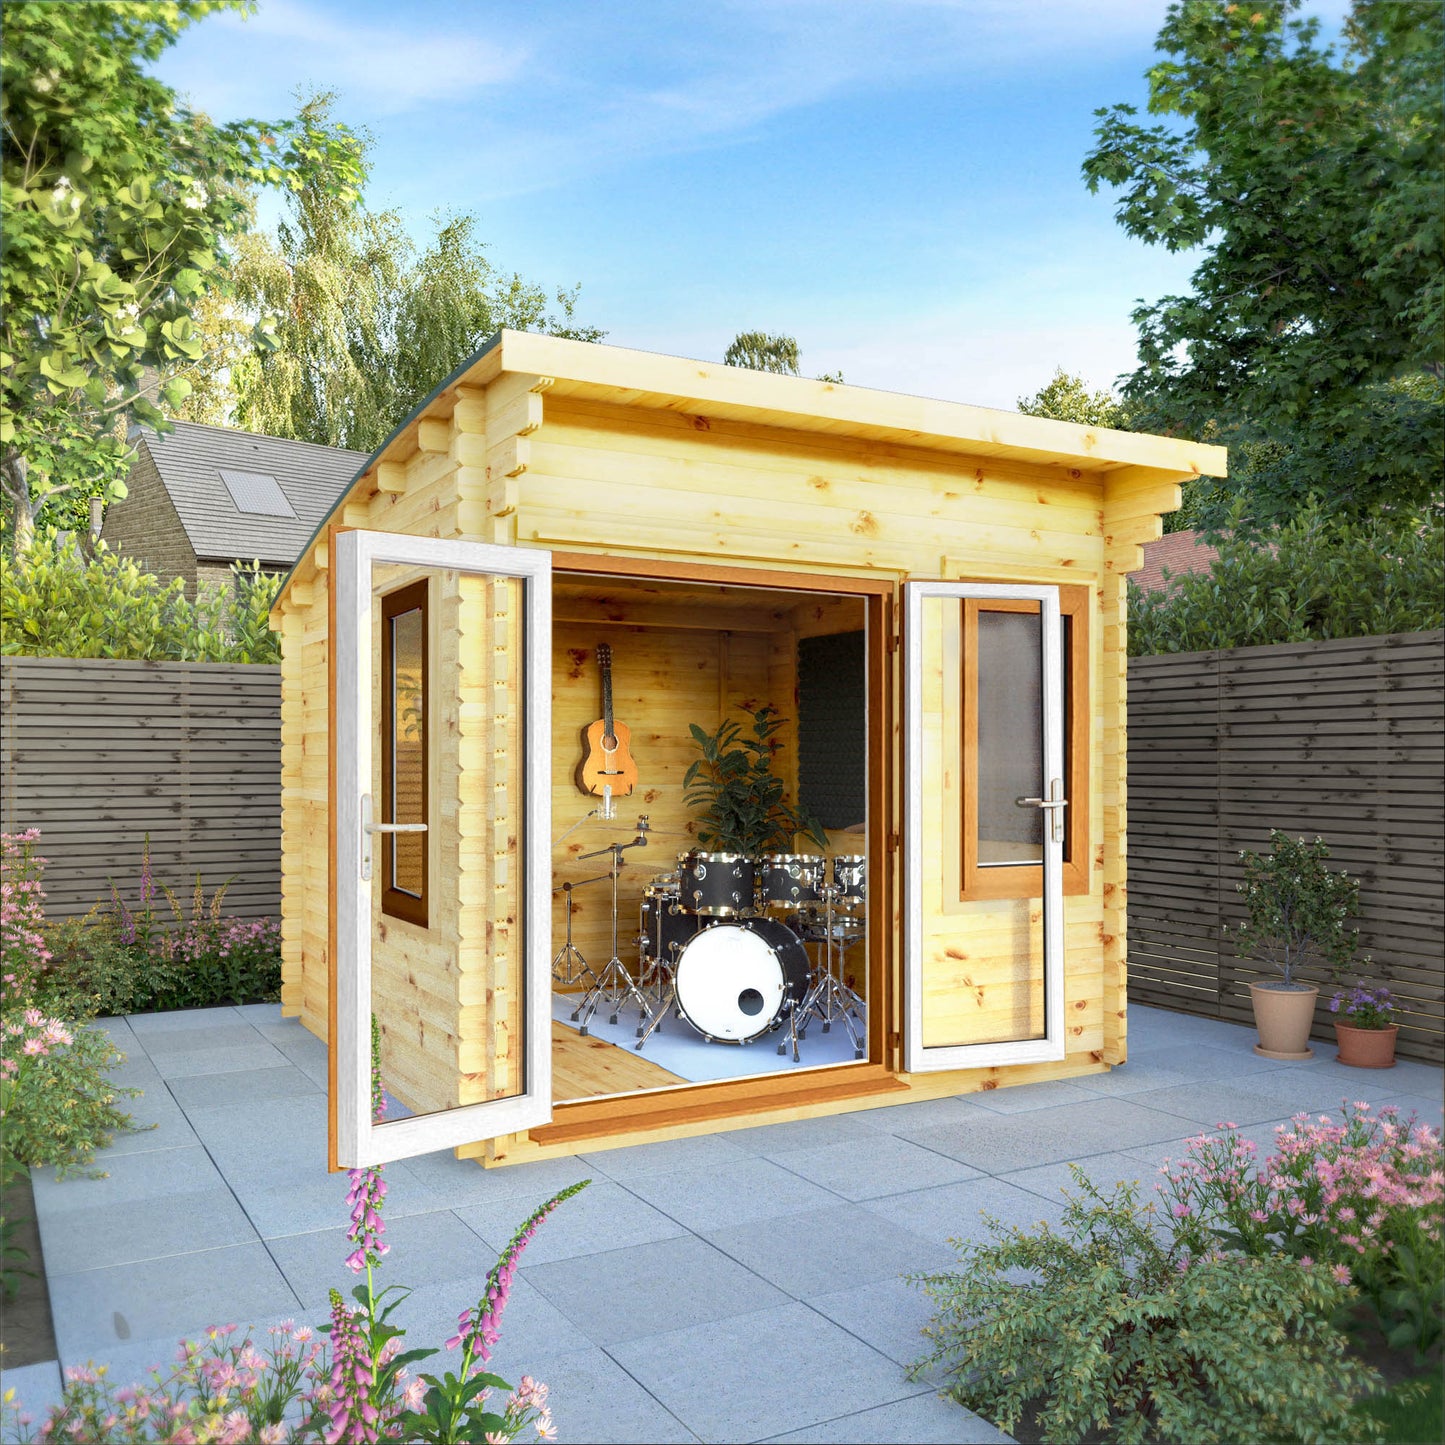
[599,650,616,743]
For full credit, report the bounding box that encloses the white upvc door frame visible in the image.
[333,528,553,1168]
[902,581,1065,1073]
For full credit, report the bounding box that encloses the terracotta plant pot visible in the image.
[1249,982,1319,1060]
[1335,1022,1398,1069]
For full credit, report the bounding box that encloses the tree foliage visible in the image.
[1084,0,1444,524]
[192,98,605,453]
[1127,502,1444,655]
[724,330,802,376]
[1,536,282,663]
[0,2,364,541]
[1017,367,1133,429]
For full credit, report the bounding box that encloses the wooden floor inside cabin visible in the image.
[551,1020,686,1100]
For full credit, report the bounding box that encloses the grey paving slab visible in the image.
[386,1268,594,1382]
[772,1134,982,1201]
[620,1156,847,1232]
[863,1175,1066,1251]
[146,1039,292,1080]
[507,1344,701,1444]
[968,1078,1100,1113]
[728,1111,889,1158]
[1072,1047,1276,1094]
[104,1049,164,1090]
[265,1208,492,1308]
[164,1062,321,1110]
[853,1094,992,1134]
[183,1092,330,1171]
[33,1147,257,1274]
[399,1147,594,1209]
[221,1155,443,1239]
[91,1082,198,1158]
[1123,1079,1338,1130]
[47,1241,300,1362]
[128,1022,268,1054]
[610,1300,916,1445]
[762,1389,1011,1444]
[0,1359,64,1431]
[895,1097,1193,1173]
[125,1007,245,1036]
[702,1202,954,1298]
[804,1273,946,1376]
[524,1233,790,1346]
[456,1177,688,1266]
[579,1131,754,1179]
[997,1149,1164,1208]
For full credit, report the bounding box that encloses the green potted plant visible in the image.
[1227,830,1363,1061]
[683,705,827,857]
[1328,984,1399,1069]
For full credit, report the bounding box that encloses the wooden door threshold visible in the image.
[532,1063,905,1147]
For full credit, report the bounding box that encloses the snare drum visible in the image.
[673,917,810,1044]
[832,854,866,906]
[679,850,754,917]
[759,853,825,910]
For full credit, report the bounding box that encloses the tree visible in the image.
[196,100,605,453]
[1083,0,1444,525]
[724,331,801,376]
[723,330,844,384]
[0,1,364,544]
[1017,368,1132,429]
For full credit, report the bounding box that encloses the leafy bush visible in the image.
[0,533,281,663]
[1160,1104,1444,1359]
[0,1006,139,1178]
[1127,504,1445,656]
[1228,829,1364,986]
[910,1169,1382,1445]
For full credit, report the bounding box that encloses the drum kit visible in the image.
[555,822,867,1064]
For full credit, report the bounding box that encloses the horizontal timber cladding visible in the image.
[1126,630,1445,1064]
[1,656,281,923]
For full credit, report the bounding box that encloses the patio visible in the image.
[3,1003,1441,1445]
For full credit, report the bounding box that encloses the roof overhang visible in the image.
[275,329,1228,606]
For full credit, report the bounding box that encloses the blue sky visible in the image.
[155,0,1345,411]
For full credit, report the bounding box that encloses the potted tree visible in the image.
[683,706,827,856]
[1328,985,1399,1069]
[1228,831,1363,1061]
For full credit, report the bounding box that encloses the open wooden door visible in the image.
[331,529,552,1168]
[903,582,1066,1072]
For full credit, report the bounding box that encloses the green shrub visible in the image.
[0,533,281,663]
[1127,504,1445,656]
[910,1169,1383,1445]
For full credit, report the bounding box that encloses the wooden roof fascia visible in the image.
[494,330,1230,481]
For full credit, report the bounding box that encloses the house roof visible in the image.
[139,420,369,567]
[1129,529,1221,592]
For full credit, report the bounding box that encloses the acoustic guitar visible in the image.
[577,643,639,797]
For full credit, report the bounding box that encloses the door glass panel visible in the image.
[333,528,551,1170]
[370,564,525,1123]
[904,581,1065,1072]
[389,604,426,897]
[977,609,1043,866]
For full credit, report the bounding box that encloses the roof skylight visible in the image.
[219,469,297,518]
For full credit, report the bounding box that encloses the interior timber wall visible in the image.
[550,615,785,977]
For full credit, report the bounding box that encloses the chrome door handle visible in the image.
[360,794,428,880]
[1014,779,1067,842]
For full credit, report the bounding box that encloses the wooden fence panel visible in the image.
[1,657,282,923]
[1127,630,1445,1064]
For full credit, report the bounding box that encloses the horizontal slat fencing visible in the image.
[1127,629,1444,1064]
[1,657,281,923]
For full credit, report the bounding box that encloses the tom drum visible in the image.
[758,853,826,911]
[678,850,754,917]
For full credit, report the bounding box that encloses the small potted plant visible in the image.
[1227,830,1363,1061]
[1329,984,1399,1069]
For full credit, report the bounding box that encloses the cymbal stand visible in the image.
[551,881,597,987]
[572,819,652,1037]
[795,884,865,1059]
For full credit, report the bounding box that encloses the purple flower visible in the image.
[344,1167,389,1273]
